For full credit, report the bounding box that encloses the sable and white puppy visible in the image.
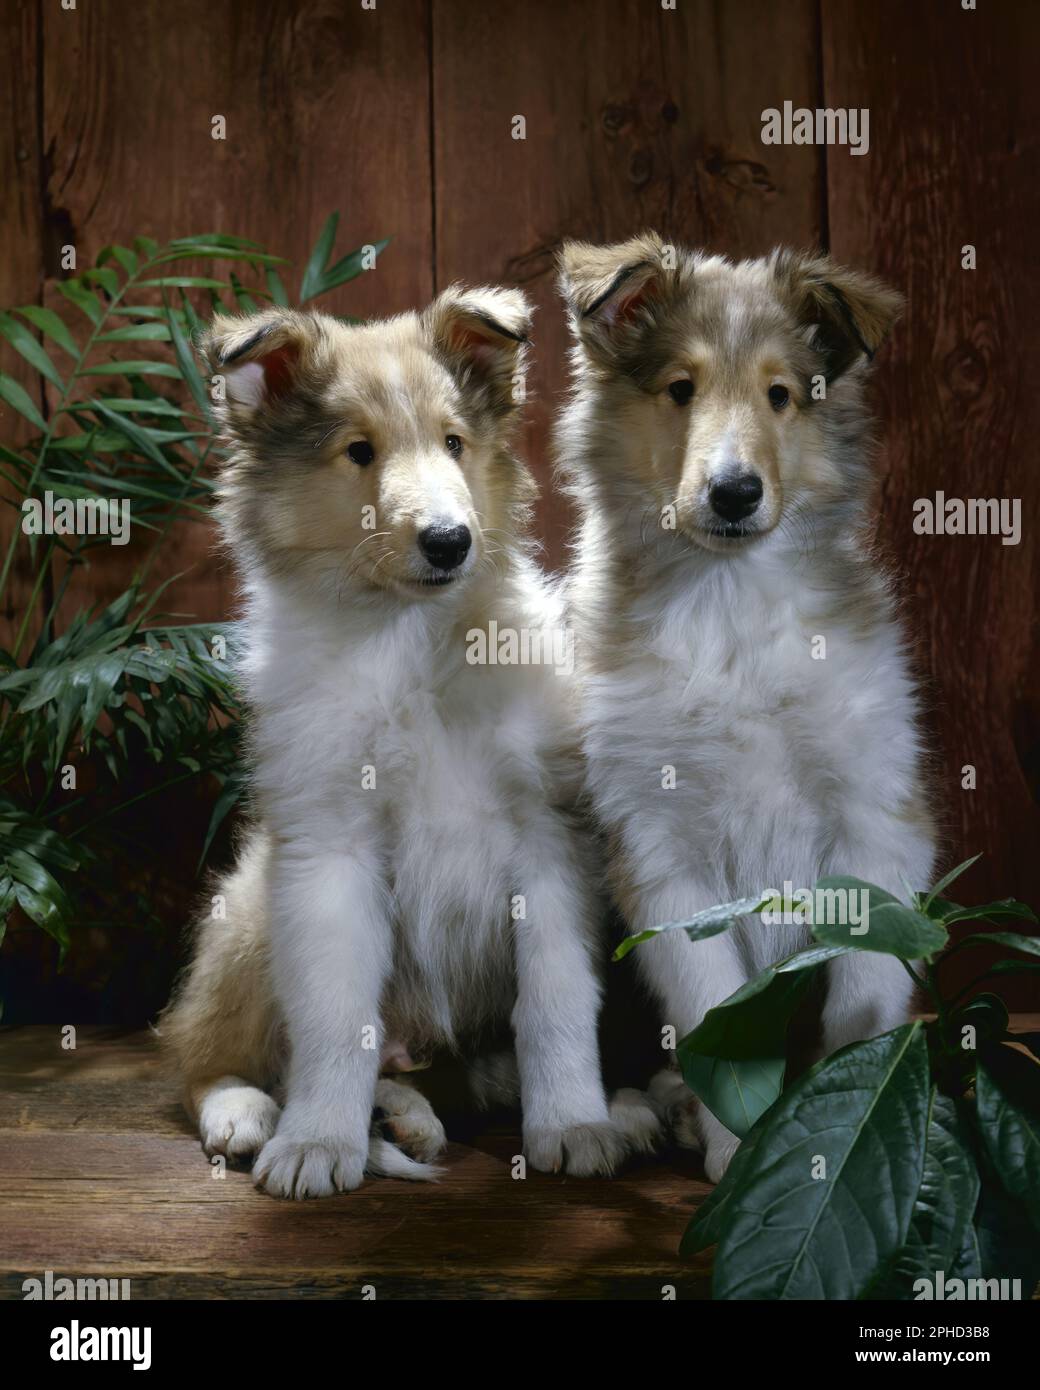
[161,288,657,1198]
[556,234,936,1181]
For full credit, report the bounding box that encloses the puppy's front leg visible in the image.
[253,844,392,1198]
[512,823,621,1177]
[626,876,749,1183]
[819,838,934,1057]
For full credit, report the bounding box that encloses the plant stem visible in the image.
[10,539,56,660]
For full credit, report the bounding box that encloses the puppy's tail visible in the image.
[365,1135,445,1182]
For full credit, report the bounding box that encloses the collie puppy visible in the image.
[161,287,657,1197]
[556,234,936,1181]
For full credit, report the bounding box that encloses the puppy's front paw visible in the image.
[524,1121,626,1178]
[253,1132,367,1199]
[704,1135,741,1185]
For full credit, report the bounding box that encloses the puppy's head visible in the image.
[558,234,901,552]
[204,285,534,595]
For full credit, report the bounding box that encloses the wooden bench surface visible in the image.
[0,1026,713,1300]
[6,1019,1036,1300]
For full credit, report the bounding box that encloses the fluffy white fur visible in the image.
[161,289,659,1198]
[556,236,937,1181]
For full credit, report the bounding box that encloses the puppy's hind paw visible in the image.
[372,1078,448,1164]
[609,1087,665,1156]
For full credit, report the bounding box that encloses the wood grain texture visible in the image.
[38,0,433,629]
[432,0,824,564]
[1,2,1036,1016]
[822,1,1040,984]
[0,0,45,650]
[3,1021,1038,1299]
[0,1027,712,1300]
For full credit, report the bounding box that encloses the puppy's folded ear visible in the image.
[424,285,532,418]
[557,231,675,371]
[771,250,903,384]
[201,309,324,427]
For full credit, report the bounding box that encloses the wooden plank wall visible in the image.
[2,0,1036,1005]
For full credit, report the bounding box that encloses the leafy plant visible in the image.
[617,856,1040,1299]
[0,215,386,983]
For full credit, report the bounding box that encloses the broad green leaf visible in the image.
[712,1024,930,1299]
[613,895,768,960]
[952,992,1009,1046]
[680,1108,772,1256]
[677,943,847,1061]
[57,279,104,326]
[982,960,1040,980]
[133,235,160,260]
[0,372,47,431]
[976,1045,1040,1232]
[0,311,65,389]
[676,944,848,1136]
[974,1175,1040,1293]
[680,1054,785,1139]
[914,892,963,921]
[14,305,80,359]
[957,931,1040,959]
[950,1220,983,1284]
[811,876,947,958]
[923,854,982,912]
[942,899,1037,926]
[864,1092,980,1298]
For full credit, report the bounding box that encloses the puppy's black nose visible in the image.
[418,523,472,571]
[709,474,763,523]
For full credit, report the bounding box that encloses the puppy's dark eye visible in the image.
[668,380,695,406]
[445,434,463,458]
[768,384,790,411]
[347,440,375,466]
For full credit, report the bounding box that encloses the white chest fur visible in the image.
[580,539,925,905]
[239,569,574,1043]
